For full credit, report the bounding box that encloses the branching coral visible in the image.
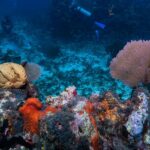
[110,40,150,86]
[19,98,57,134]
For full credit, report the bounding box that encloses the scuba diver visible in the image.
[1,16,13,34]
[69,0,106,41]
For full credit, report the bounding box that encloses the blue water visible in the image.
[0,0,150,101]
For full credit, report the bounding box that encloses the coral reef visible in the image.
[0,32,132,100]
[0,63,27,88]
[0,89,27,115]
[41,87,100,150]
[39,86,150,150]
[0,85,149,149]
[0,54,148,150]
[0,88,36,149]
[46,86,77,107]
[96,88,150,149]
[40,111,77,150]
[1,2,150,149]
[33,47,132,100]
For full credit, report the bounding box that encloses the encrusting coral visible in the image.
[97,92,125,124]
[98,99,120,122]
[0,63,27,88]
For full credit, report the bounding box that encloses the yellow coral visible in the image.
[0,63,27,88]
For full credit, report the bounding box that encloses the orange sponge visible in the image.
[19,98,57,134]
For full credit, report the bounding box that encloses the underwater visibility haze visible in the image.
[0,0,150,149]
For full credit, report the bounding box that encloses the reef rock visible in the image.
[95,91,132,149]
[40,87,150,150]
[0,85,149,150]
[144,129,150,144]
[41,87,100,150]
[125,90,149,136]
[0,89,27,114]
[46,86,77,107]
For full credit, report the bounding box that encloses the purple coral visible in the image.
[110,40,150,86]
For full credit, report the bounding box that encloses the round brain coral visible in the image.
[0,63,27,88]
[110,40,150,87]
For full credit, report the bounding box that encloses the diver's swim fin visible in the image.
[95,21,106,29]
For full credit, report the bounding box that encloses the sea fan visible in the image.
[24,62,41,82]
[110,40,150,86]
